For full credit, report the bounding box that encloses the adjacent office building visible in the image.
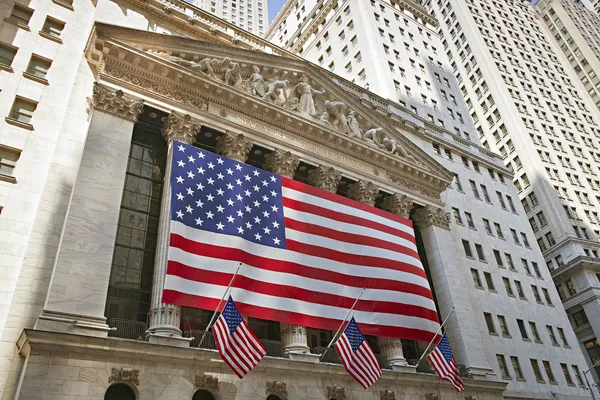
[190,0,268,35]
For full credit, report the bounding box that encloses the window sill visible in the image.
[0,64,14,73]
[0,174,17,184]
[534,340,543,344]
[537,380,546,384]
[516,378,526,382]
[5,117,33,130]
[502,334,512,338]
[39,31,63,44]
[549,381,558,385]
[519,297,527,301]
[52,0,74,10]
[501,375,512,380]
[23,72,48,85]
[489,332,499,336]
[3,17,30,31]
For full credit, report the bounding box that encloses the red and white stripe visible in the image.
[212,314,266,379]
[427,348,465,391]
[334,334,382,389]
[164,176,441,342]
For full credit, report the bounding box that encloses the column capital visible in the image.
[382,193,413,218]
[413,205,451,230]
[347,180,379,206]
[161,111,202,145]
[264,149,300,179]
[307,165,341,193]
[92,83,144,121]
[215,131,252,162]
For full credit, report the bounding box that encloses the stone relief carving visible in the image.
[223,62,243,88]
[161,111,202,144]
[323,100,351,135]
[326,386,346,400]
[263,79,289,105]
[109,367,140,386]
[347,110,361,138]
[266,381,288,399]
[263,149,300,179]
[413,205,451,230]
[215,131,252,162]
[348,180,379,206]
[307,165,342,193]
[92,83,144,121]
[380,390,395,400]
[424,394,439,400]
[249,65,267,97]
[382,193,413,219]
[387,174,439,200]
[293,75,325,115]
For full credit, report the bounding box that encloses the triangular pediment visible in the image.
[90,23,454,198]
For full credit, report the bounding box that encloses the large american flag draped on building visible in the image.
[212,296,266,378]
[163,141,440,342]
[333,318,382,388]
[427,333,464,392]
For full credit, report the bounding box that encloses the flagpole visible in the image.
[415,307,455,368]
[319,288,366,362]
[197,262,242,348]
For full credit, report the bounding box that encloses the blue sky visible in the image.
[268,0,287,22]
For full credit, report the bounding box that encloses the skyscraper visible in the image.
[267,0,594,396]
[190,0,269,36]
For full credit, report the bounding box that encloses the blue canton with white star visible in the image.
[170,141,286,249]
[344,318,366,352]
[221,296,244,335]
[437,334,454,364]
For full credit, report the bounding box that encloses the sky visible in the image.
[268,0,287,23]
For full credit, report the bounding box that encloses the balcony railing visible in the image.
[108,318,147,340]
[183,330,285,358]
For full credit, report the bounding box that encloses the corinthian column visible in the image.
[215,131,252,162]
[307,165,342,192]
[147,111,201,347]
[264,150,310,357]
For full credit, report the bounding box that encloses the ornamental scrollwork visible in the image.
[326,386,345,400]
[109,367,139,386]
[380,390,395,400]
[195,375,219,391]
[266,381,288,399]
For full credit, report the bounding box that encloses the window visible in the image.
[544,361,557,384]
[542,288,552,305]
[497,354,511,379]
[481,185,491,202]
[532,285,542,303]
[514,281,526,299]
[532,262,542,279]
[484,272,495,291]
[8,97,38,125]
[7,3,33,27]
[465,212,475,229]
[511,229,520,245]
[572,365,584,386]
[452,208,462,224]
[503,278,514,296]
[25,55,52,80]
[494,223,504,239]
[531,359,545,382]
[494,250,504,267]
[498,315,509,336]
[572,310,589,327]
[521,233,530,248]
[528,322,541,342]
[517,319,529,340]
[0,144,21,183]
[475,244,486,262]
[511,357,525,380]
[462,240,473,258]
[0,43,18,69]
[483,219,492,235]
[485,312,497,334]
[566,279,576,296]
[557,327,568,347]
[561,363,574,385]
[41,17,66,42]
[505,254,515,271]
[470,180,480,199]
[471,269,483,288]
[547,325,558,345]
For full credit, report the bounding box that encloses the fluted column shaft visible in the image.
[264,150,308,355]
[148,112,201,345]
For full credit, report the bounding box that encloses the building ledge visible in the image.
[5,117,33,130]
[23,72,49,85]
[0,64,14,73]
[52,0,74,10]
[0,174,17,184]
[39,31,63,44]
[3,17,30,31]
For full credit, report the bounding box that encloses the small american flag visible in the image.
[427,333,464,392]
[334,318,381,388]
[212,296,266,378]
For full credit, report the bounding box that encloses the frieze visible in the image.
[388,173,440,201]
[109,367,139,386]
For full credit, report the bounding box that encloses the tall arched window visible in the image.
[192,389,216,400]
[104,383,136,400]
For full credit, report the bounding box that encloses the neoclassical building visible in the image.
[0,0,592,399]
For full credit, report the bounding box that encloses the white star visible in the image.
[196,199,204,208]
[271,190,277,197]
[272,221,280,228]
[253,185,260,192]
[188,155,196,163]
[236,179,243,186]
[237,226,245,234]
[263,211,270,218]
[176,210,184,219]
[207,162,215,169]
[176,192,184,201]
[217,173,224,180]
[186,187,194,196]
[186,205,193,214]
[197,183,205,191]
[227,199,235,206]
[273,237,281,245]
[244,174,251,181]
[271,205,279,212]
[245,205,252,213]
[198,152,205,159]
[207,193,215,201]
[262,195,269,202]
[254,233,262,241]
[236,210,243,217]
[263,226,271,234]
[178,144,185,152]
[207,177,215,185]
[217,188,224,196]
[216,222,225,230]
[217,158,224,165]
[246,221,253,229]
[270,175,277,182]
[254,216,262,224]
[226,183,234,190]
[253,200,261,208]
[216,205,225,213]
[235,164,243,171]
[177,160,185,168]
[187,171,195,179]
[245,189,252,197]
[226,168,234,175]
[253,170,260,177]
[227,215,235,223]
[262,180,269,187]
[236,194,243,201]
[206,211,214,219]
[197,167,205,175]
[195,217,204,226]
[176,176,184,183]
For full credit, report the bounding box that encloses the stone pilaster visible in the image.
[307,165,341,192]
[37,87,143,336]
[215,131,253,162]
[147,111,201,347]
[382,193,413,219]
[347,180,379,206]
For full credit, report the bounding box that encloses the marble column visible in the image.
[215,131,253,162]
[307,165,342,192]
[264,150,310,357]
[37,84,144,336]
[147,111,201,347]
[413,205,493,379]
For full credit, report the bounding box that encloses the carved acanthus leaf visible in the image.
[263,149,300,179]
[347,180,379,206]
[109,367,139,386]
[326,386,345,400]
[215,131,252,162]
[425,394,439,400]
[92,83,143,121]
[161,111,201,145]
[308,166,341,193]
[380,390,396,400]
[266,381,288,398]
[413,205,451,230]
[382,194,413,219]
[195,375,219,391]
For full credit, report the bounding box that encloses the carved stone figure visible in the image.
[323,100,350,134]
[363,127,385,147]
[347,110,361,138]
[170,56,231,80]
[293,76,325,114]
[382,135,413,160]
[250,65,267,96]
[223,62,242,88]
[263,79,289,104]
[319,111,330,124]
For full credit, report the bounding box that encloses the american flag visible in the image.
[163,141,440,341]
[427,334,464,392]
[334,317,381,388]
[212,296,266,378]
